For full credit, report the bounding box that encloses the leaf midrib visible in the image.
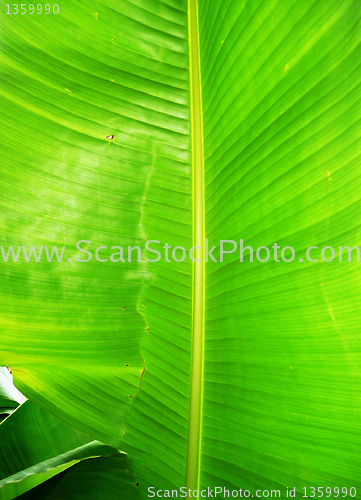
[185,0,205,492]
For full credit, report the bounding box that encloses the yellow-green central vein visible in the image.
[185,0,205,492]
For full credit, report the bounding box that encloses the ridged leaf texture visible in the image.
[0,0,361,497]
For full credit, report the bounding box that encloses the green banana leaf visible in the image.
[0,400,120,500]
[1,0,361,498]
[14,471,69,500]
[16,454,140,500]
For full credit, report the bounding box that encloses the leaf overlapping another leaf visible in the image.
[0,0,361,497]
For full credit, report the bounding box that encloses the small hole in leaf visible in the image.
[125,364,129,367]
[106,135,114,141]
[135,483,139,487]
